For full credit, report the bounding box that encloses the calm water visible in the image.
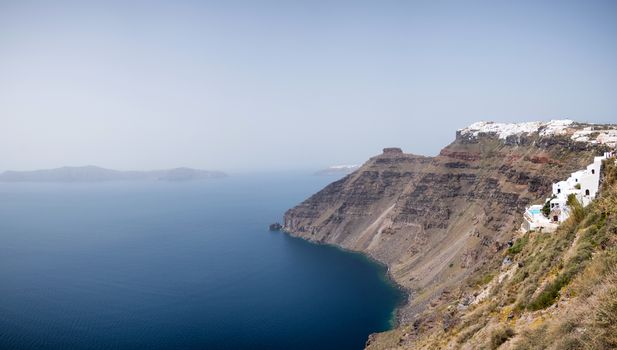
[0,173,403,350]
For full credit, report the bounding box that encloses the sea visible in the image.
[0,173,404,350]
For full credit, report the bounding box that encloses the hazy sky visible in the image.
[1,0,616,172]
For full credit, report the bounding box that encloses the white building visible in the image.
[523,153,613,231]
[522,204,555,232]
[571,127,617,148]
[548,155,605,222]
[597,130,617,148]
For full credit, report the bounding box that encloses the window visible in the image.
[558,189,561,194]
[586,189,590,196]
[553,215,558,222]
[592,169,595,174]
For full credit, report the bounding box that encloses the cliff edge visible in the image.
[283,120,617,349]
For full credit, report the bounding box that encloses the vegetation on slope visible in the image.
[367,159,617,349]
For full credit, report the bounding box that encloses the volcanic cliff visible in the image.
[283,120,616,348]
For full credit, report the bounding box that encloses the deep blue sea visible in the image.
[0,173,403,350]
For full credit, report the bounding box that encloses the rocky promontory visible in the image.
[283,120,617,348]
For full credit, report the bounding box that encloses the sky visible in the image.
[1,0,616,172]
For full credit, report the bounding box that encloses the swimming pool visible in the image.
[528,208,542,215]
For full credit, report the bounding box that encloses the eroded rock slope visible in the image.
[284,121,613,326]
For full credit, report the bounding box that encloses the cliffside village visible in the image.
[523,150,616,232]
[458,119,617,233]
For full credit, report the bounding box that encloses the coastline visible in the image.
[280,228,411,330]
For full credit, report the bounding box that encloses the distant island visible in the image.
[314,164,360,176]
[0,166,228,182]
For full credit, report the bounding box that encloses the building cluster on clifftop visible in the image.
[459,119,574,139]
[459,119,617,147]
[457,119,617,232]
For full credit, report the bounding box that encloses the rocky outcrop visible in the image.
[382,147,404,154]
[269,223,282,231]
[283,122,613,339]
[366,158,617,349]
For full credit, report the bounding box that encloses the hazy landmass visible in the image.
[314,164,360,176]
[0,166,228,182]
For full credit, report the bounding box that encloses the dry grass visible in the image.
[489,326,515,349]
[369,159,617,349]
[456,159,617,349]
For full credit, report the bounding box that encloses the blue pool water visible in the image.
[0,173,404,350]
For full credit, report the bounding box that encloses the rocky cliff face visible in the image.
[283,121,613,338]
[366,156,617,350]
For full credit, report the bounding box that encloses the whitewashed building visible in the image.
[523,154,613,231]
[572,127,617,148]
[522,204,554,232]
[456,119,617,231]
[550,156,604,214]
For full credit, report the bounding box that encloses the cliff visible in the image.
[283,120,616,348]
[365,157,617,349]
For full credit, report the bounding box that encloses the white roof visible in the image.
[459,120,573,139]
[459,120,617,146]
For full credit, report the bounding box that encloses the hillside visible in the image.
[282,120,617,349]
[366,157,617,349]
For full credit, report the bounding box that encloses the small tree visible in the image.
[542,195,555,218]
[542,200,551,217]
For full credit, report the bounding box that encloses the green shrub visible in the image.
[490,326,515,349]
[528,273,571,310]
[508,235,529,255]
[471,272,496,287]
[542,200,551,218]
